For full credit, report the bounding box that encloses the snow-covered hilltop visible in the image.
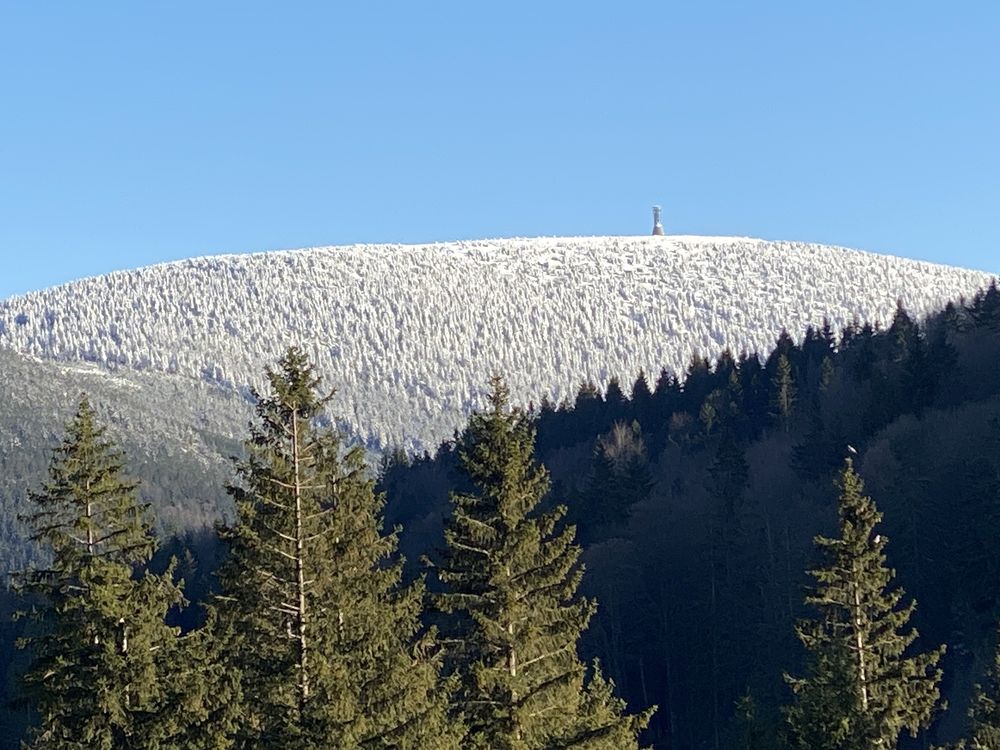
[0,236,993,451]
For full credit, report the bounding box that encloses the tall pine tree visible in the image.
[212,349,457,749]
[14,398,186,750]
[433,376,652,749]
[784,458,944,750]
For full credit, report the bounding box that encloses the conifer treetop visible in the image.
[214,348,458,749]
[436,376,651,749]
[785,458,944,750]
[25,396,155,568]
[16,396,186,749]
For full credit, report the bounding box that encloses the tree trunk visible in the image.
[293,411,310,713]
[86,488,99,647]
[852,575,870,718]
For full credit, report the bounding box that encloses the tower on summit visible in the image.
[651,205,664,236]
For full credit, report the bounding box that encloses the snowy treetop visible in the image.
[0,236,992,452]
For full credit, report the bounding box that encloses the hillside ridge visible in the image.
[1,235,993,451]
[11,236,991,297]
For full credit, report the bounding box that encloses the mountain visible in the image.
[0,237,996,748]
[0,236,992,454]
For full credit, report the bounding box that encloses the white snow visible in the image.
[0,236,993,452]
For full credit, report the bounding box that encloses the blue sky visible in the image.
[1,2,998,298]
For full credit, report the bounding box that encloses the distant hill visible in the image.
[0,236,992,454]
[0,348,250,574]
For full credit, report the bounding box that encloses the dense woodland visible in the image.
[2,281,1000,749]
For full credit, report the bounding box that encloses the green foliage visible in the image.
[155,618,241,750]
[575,421,653,543]
[567,662,652,749]
[966,643,1000,749]
[213,348,456,749]
[784,459,944,750]
[771,354,797,431]
[819,355,835,393]
[944,633,1000,750]
[14,398,186,749]
[434,376,652,749]
[733,689,774,750]
[970,281,1000,331]
[707,430,749,520]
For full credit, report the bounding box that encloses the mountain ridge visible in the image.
[1,235,993,452]
[8,235,994,294]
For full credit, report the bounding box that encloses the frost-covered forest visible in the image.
[0,236,991,452]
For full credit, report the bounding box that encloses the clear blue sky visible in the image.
[2,2,998,298]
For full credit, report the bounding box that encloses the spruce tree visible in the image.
[965,645,1000,749]
[770,353,796,431]
[682,354,714,413]
[970,280,1000,331]
[819,355,835,393]
[888,300,917,364]
[575,421,653,543]
[433,376,652,749]
[213,349,457,749]
[949,635,1000,750]
[704,430,750,746]
[630,371,653,412]
[159,617,241,750]
[736,352,768,439]
[14,398,186,750]
[604,377,626,411]
[784,459,944,750]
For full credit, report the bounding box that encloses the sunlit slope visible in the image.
[1,236,992,450]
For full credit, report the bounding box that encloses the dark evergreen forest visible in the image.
[2,280,1000,749]
[381,281,1000,749]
